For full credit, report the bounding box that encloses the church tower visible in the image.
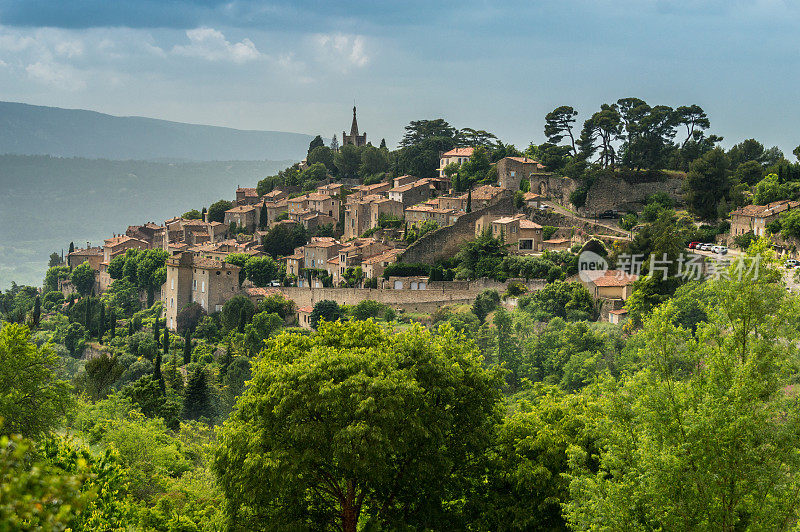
[342,106,367,147]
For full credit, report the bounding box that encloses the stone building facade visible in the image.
[342,106,367,147]
[162,252,241,330]
[496,156,548,191]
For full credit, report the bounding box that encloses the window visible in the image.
[519,239,533,250]
[170,279,174,290]
[201,281,205,293]
[170,297,174,308]
[192,279,197,290]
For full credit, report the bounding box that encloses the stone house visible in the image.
[388,180,431,208]
[438,147,474,177]
[126,223,166,248]
[437,195,468,212]
[470,184,512,209]
[496,156,548,191]
[162,252,241,330]
[303,237,343,271]
[317,183,345,196]
[235,187,261,206]
[224,205,259,232]
[523,192,542,209]
[297,306,314,329]
[67,245,103,270]
[387,276,429,290]
[405,205,462,228]
[729,200,800,237]
[490,215,543,253]
[344,196,403,240]
[361,248,402,279]
[262,199,289,227]
[608,309,628,325]
[334,238,390,285]
[580,270,638,302]
[262,189,289,203]
[392,175,417,188]
[282,248,304,278]
[296,211,337,232]
[349,182,391,200]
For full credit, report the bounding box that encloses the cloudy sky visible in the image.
[0,0,798,153]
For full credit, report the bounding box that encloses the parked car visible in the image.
[688,242,699,249]
[711,245,721,254]
[539,204,551,211]
[785,259,798,268]
[598,209,619,219]
[717,246,728,255]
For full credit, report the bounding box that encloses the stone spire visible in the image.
[350,106,359,137]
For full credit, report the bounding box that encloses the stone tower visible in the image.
[342,106,367,147]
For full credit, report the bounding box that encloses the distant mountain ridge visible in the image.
[0,101,314,161]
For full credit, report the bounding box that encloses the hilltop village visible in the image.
[56,107,641,330]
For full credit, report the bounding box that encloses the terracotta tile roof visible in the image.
[244,287,283,298]
[104,235,148,248]
[225,205,256,213]
[609,309,628,315]
[297,306,314,313]
[237,187,258,197]
[389,181,427,193]
[327,256,340,265]
[441,147,474,158]
[592,270,638,287]
[362,249,401,265]
[543,238,570,244]
[471,184,504,201]
[523,192,542,200]
[730,200,800,218]
[519,219,543,229]
[69,246,103,256]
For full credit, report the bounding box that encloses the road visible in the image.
[542,201,632,239]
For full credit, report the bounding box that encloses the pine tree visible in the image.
[183,331,192,365]
[380,138,387,149]
[153,317,160,344]
[466,187,472,213]
[98,304,106,344]
[162,326,170,354]
[32,295,41,329]
[330,135,339,152]
[183,368,213,421]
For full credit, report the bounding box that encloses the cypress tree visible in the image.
[153,351,164,393]
[466,187,472,213]
[69,241,74,254]
[162,326,170,354]
[32,295,41,329]
[84,297,92,334]
[182,368,213,421]
[127,320,134,336]
[98,304,106,343]
[259,201,268,228]
[153,316,160,347]
[109,308,116,338]
[221,341,232,377]
[147,286,154,308]
[183,331,192,365]
[201,207,207,222]
[166,354,183,392]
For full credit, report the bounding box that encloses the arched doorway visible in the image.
[538,180,548,197]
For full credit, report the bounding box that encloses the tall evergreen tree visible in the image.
[259,201,268,228]
[153,316,160,344]
[380,138,387,149]
[183,368,213,421]
[165,355,183,392]
[221,341,233,376]
[201,206,207,222]
[162,326,170,354]
[183,331,192,365]
[466,187,472,213]
[98,304,106,343]
[68,241,74,254]
[32,295,41,329]
[108,308,116,338]
[84,297,92,335]
[153,351,165,393]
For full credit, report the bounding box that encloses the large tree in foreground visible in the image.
[214,320,503,531]
[0,323,73,438]
[565,246,800,530]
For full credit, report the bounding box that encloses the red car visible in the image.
[688,242,699,249]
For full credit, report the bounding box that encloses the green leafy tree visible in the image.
[472,289,500,323]
[684,147,731,220]
[214,320,503,531]
[224,252,249,286]
[44,265,70,293]
[309,299,342,329]
[71,262,96,297]
[83,354,123,401]
[207,199,233,224]
[0,323,73,438]
[566,258,800,530]
[307,145,335,173]
[257,294,294,320]
[334,144,362,179]
[261,223,308,258]
[244,256,279,287]
[221,295,255,332]
[182,209,202,219]
[359,145,389,177]
[308,135,324,154]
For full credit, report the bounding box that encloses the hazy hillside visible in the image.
[0,155,293,289]
[0,101,314,161]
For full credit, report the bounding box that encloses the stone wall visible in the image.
[276,277,546,313]
[583,173,685,215]
[397,196,515,264]
[535,175,580,205]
